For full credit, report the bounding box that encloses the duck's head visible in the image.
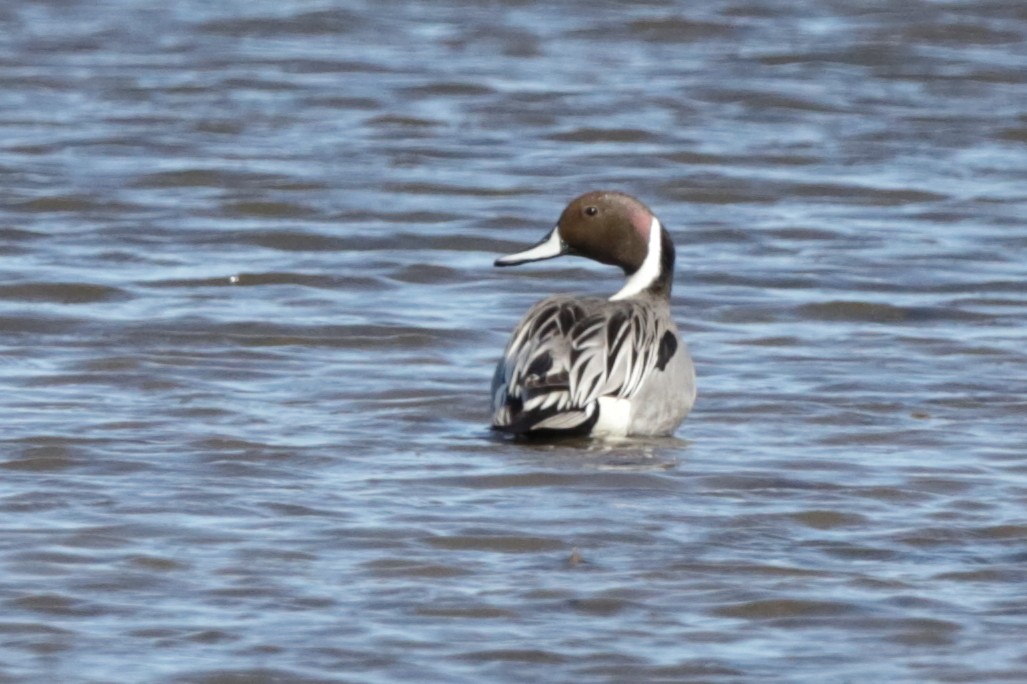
[495,190,674,299]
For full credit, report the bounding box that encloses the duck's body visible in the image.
[490,191,696,438]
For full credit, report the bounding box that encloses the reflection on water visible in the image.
[2,0,1026,682]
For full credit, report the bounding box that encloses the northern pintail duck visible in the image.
[491,191,696,438]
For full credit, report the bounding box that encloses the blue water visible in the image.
[1,1,1026,682]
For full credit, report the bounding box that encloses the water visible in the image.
[2,1,1026,681]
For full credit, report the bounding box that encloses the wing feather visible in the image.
[492,296,664,436]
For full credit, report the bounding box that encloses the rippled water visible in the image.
[2,1,1026,682]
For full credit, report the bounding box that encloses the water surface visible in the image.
[1,1,1026,682]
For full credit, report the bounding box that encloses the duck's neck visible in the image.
[610,218,674,301]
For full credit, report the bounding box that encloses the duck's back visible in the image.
[491,294,605,436]
[491,293,694,437]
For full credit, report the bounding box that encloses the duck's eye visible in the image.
[584,206,598,217]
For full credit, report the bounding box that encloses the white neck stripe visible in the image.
[610,216,662,301]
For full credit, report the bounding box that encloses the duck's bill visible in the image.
[494,227,566,267]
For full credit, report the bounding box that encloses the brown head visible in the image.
[495,190,675,299]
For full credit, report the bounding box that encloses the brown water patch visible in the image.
[714,598,865,621]
[362,558,472,579]
[0,282,129,304]
[425,534,566,553]
[11,594,104,618]
[797,301,986,323]
[222,200,318,218]
[788,510,868,530]
[2,445,80,472]
[458,649,568,664]
[415,605,517,619]
[547,127,659,143]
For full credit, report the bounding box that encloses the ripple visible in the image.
[1,445,80,472]
[788,510,868,530]
[628,17,736,41]
[714,598,867,621]
[361,559,472,579]
[458,649,568,664]
[221,200,319,218]
[10,594,106,618]
[199,9,365,37]
[547,127,660,143]
[796,300,988,323]
[147,272,379,290]
[415,604,516,619]
[11,195,121,213]
[1,1,1026,682]
[0,282,130,304]
[167,668,324,684]
[424,534,566,553]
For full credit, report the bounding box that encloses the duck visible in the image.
[491,190,696,438]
